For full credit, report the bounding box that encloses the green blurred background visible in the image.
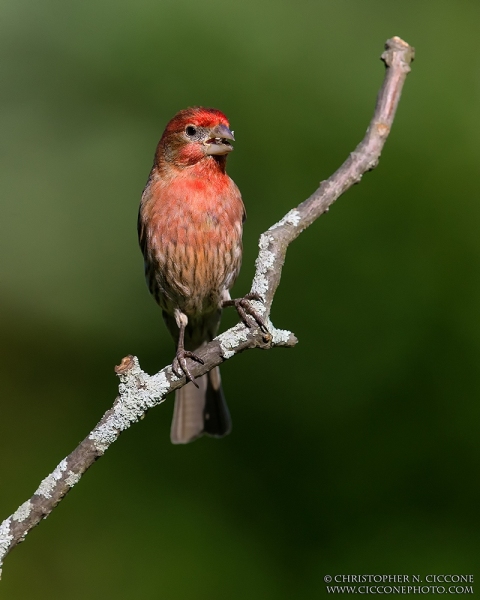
[1,0,479,597]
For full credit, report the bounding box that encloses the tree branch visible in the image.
[0,36,414,577]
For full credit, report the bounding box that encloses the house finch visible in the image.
[138,107,265,444]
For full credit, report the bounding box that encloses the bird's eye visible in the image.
[185,125,197,137]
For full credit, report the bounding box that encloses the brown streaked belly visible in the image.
[148,226,242,317]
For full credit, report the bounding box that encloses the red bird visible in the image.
[138,107,264,444]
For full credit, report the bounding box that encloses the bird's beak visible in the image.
[204,124,235,155]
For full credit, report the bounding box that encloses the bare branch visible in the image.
[0,36,414,577]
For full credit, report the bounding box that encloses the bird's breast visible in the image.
[140,171,244,316]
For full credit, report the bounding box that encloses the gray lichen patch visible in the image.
[268,209,301,230]
[0,517,13,560]
[12,501,32,523]
[251,233,275,300]
[220,347,235,359]
[270,325,294,346]
[145,371,170,401]
[65,471,81,488]
[90,361,171,453]
[89,421,121,454]
[35,459,67,499]
[218,323,250,359]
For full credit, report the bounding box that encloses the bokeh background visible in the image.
[1,0,479,597]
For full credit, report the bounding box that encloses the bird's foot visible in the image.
[172,349,204,388]
[223,293,269,334]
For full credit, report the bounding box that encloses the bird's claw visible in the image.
[223,293,269,333]
[172,349,204,388]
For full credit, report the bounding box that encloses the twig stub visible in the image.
[114,355,136,375]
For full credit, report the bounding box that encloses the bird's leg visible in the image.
[222,292,269,333]
[172,310,204,388]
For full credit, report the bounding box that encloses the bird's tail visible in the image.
[170,366,231,444]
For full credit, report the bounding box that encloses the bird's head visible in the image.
[156,107,235,169]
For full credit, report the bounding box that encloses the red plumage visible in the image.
[138,107,245,443]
